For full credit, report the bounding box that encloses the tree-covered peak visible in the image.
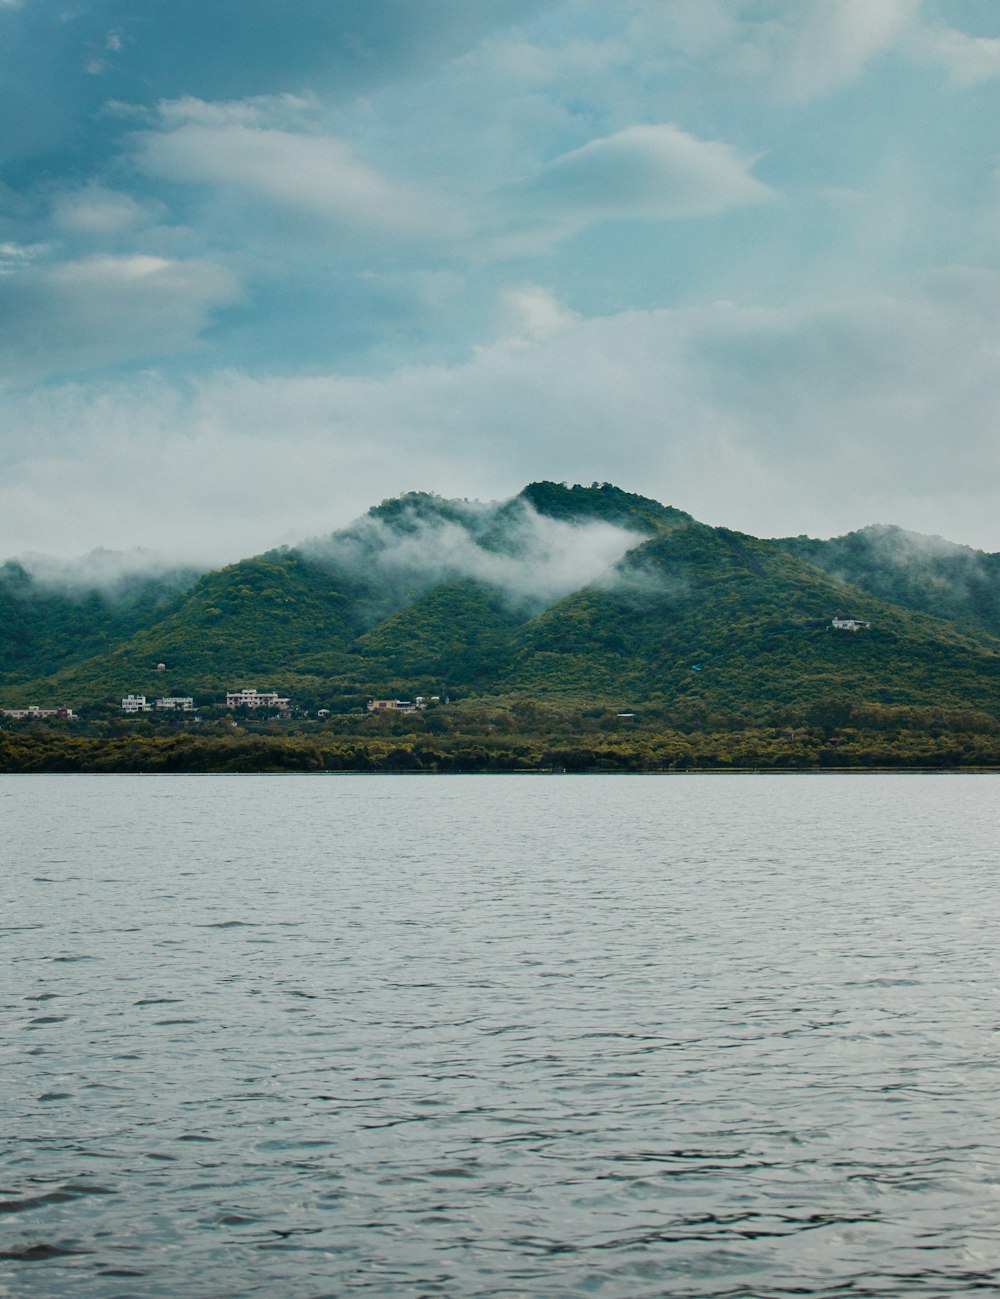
[517,481,692,533]
[365,490,485,534]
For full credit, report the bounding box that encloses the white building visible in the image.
[832,618,871,632]
[225,688,290,712]
[155,696,195,711]
[122,694,152,713]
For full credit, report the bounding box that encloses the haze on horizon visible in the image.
[0,0,998,564]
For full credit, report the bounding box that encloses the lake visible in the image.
[4,773,1000,1297]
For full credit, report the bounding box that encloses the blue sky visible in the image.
[1,0,998,562]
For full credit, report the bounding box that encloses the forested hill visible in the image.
[3,481,1000,726]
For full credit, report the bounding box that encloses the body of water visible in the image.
[4,773,1000,1297]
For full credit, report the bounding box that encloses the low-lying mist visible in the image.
[305,497,649,616]
[4,548,204,598]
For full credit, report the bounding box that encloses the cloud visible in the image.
[495,283,580,343]
[1,271,998,561]
[135,96,469,243]
[504,123,771,248]
[0,241,46,273]
[12,546,201,593]
[0,253,240,380]
[0,1,551,167]
[311,497,647,615]
[907,23,1000,87]
[50,185,161,236]
[0,0,998,570]
[627,0,919,101]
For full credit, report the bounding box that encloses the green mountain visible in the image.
[4,482,1000,726]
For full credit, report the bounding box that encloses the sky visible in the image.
[1,0,999,565]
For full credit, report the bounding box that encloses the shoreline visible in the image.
[3,765,999,776]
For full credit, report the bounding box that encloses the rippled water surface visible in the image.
[4,772,1000,1297]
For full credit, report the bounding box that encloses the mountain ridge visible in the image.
[3,482,1000,724]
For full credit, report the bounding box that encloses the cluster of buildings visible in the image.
[121,694,195,713]
[831,618,872,632]
[4,688,441,722]
[121,687,291,715]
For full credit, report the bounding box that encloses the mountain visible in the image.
[3,482,1000,726]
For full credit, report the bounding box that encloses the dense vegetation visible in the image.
[3,700,999,772]
[4,481,1000,771]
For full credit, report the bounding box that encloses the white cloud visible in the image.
[1,272,998,560]
[502,123,771,249]
[51,185,161,236]
[907,24,1000,87]
[495,283,580,343]
[0,241,46,273]
[135,96,469,243]
[0,253,240,379]
[627,0,919,101]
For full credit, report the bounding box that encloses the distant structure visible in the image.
[122,694,152,713]
[225,688,291,714]
[1,705,76,720]
[367,697,429,714]
[832,617,871,632]
[156,663,167,671]
[155,696,195,711]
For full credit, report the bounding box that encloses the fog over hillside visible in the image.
[305,495,648,616]
[7,548,204,595]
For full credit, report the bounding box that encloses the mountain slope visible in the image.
[501,521,1000,717]
[775,525,1000,639]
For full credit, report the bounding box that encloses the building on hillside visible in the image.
[1,705,76,720]
[831,617,871,632]
[155,696,195,711]
[367,697,428,714]
[225,688,291,713]
[122,694,152,713]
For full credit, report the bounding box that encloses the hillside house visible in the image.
[122,694,152,713]
[832,618,871,632]
[367,697,427,714]
[155,696,195,711]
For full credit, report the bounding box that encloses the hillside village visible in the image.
[1,688,440,722]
